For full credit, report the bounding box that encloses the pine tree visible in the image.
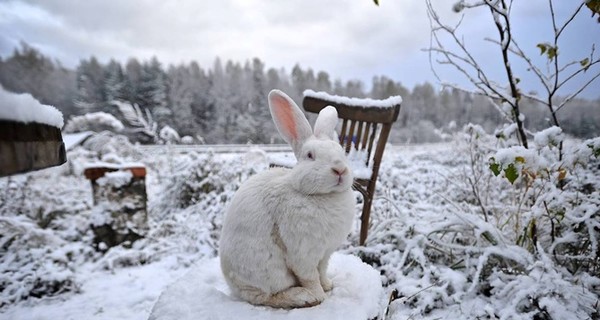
[138,57,170,123]
[104,59,126,103]
[75,56,105,112]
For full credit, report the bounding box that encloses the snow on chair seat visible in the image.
[148,253,384,320]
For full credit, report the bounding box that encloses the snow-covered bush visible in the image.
[80,131,142,164]
[345,125,600,319]
[112,100,159,143]
[159,125,180,144]
[487,130,600,276]
[0,160,96,307]
[0,216,95,308]
[152,151,259,216]
[181,136,194,144]
[64,112,124,133]
[0,132,147,307]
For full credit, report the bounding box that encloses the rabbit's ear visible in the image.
[313,106,338,140]
[268,90,312,157]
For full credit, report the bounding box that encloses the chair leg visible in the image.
[359,192,373,246]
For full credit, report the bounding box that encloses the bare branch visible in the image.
[485,37,552,92]
[556,72,600,112]
[557,57,600,90]
[425,0,514,105]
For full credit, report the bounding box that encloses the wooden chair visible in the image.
[302,91,401,245]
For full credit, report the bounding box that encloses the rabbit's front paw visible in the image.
[292,287,325,307]
[321,277,333,292]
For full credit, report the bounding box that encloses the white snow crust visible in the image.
[83,161,146,170]
[2,134,599,320]
[96,170,133,188]
[0,86,64,128]
[149,253,384,320]
[304,89,402,108]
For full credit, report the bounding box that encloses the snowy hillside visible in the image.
[1,130,599,319]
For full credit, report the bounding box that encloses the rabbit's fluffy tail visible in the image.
[237,285,323,309]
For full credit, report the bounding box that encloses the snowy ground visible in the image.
[1,132,599,320]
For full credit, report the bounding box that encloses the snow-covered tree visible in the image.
[159,125,181,144]
[167,64,195,135]
[124,58,143,106]
[138,57,170,123]
[104,60,126,103]
[75,57,105,112]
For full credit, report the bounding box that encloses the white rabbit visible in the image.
[219,89,355,308]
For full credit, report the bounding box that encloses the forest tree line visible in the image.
[1,43,598,144]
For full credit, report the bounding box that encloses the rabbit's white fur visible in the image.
[219,90,355,308]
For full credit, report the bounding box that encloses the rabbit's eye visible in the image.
[307,152,314,160]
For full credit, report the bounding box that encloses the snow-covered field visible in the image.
[1,131,599,320]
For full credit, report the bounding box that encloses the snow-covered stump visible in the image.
[149,253,384,320]
[84,164,149,251]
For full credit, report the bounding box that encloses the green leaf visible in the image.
[581,58,590,71]
[373,0,379,6]
[536,43,547,55]
[580,58,590,67]
[586,0,600,17]
[588,144,600,158]
[547,46,558,61]
[537,43,558,61]
[515,156,525,163]
[504,164,519,184]
[489,158,501,176]
[481,231,498,245]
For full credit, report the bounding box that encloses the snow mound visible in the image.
[149,253,384,320]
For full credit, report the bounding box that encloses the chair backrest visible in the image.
[302,93,401,177]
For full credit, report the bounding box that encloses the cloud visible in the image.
[1,1,430,71]
[0,0,598,98]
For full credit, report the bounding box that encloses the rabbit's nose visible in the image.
[332,167,347,176]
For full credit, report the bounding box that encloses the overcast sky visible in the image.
[1,0,598,99]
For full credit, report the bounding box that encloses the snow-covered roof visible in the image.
[304,89,402,109]
[0,86,64,128]
[63,131,94,151]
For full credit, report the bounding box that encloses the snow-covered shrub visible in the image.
[0,216,95,308]
[80,131,142,164]
[486,130,600,276]
[0,132,146,307]
[431,126,600,317]
[0,165,96,308]
[181,135,194,144]
[345,126,600,319]
[152,151,258,215]
[112,100,159,143]
[64,112,124,133]
[159,125,180,144]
